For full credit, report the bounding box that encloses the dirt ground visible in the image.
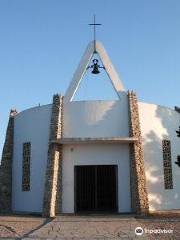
[0,214,180,239]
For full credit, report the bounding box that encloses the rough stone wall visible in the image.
[0,109,17,212]
[22,142,31,191]
[162,140,173,189]
[42,94,63,217]
[55,100,64,215]
[128,91,149,215]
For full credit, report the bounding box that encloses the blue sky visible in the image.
[0,0,180,156]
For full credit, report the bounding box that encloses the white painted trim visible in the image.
[64,41,125,103]
[51,137,137,144]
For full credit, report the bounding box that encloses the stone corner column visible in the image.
[0,109,18,213]
[42,94,63,218]
[127,90,149,216]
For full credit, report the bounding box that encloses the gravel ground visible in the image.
[0,215,47,239]
[0,214,180,239]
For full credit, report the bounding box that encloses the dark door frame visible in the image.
[74,165,118,213]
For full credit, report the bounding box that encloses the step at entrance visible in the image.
[75,165,118,212]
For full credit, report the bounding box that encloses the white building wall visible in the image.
[139,102,180,211]
[12,104,52,213]
[63,93,129,138]
[62,143,131,213]
[62,96,131,213]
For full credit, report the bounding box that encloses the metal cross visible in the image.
[89,15,102,52]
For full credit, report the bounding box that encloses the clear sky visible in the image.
[0,0,180,156]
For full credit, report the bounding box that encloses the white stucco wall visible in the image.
[63,92,129,138]
[62,143,131,213]
[139,102,180,211]
[12,104,52,213]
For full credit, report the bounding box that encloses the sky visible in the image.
[0,0,180,156]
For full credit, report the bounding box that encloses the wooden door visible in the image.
[75,165,117,212]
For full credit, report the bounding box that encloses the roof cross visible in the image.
[89,15,102,52]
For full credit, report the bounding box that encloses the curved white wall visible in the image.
[62,143,131,213]
[139,102,180,211]
[63,92,129,138]
[10,94,180,213]
[12,104,52,213]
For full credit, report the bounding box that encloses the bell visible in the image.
[91,59,100,74]
[175,156,180,167]
[176,126,180,137]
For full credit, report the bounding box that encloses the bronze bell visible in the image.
[91,59,100,74]
[175,156,180,167]
[176,126,180,137]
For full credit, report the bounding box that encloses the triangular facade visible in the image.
[64,41,125,103]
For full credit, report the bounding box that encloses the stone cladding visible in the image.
[42,95,63,217]
[128,91,149,215]
[0,109,17,212]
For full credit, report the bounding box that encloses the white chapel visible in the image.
[0,40,180,217]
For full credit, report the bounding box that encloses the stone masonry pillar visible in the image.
[128,91,149,215]
[0,109,17,212]
[42,94,63,217]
